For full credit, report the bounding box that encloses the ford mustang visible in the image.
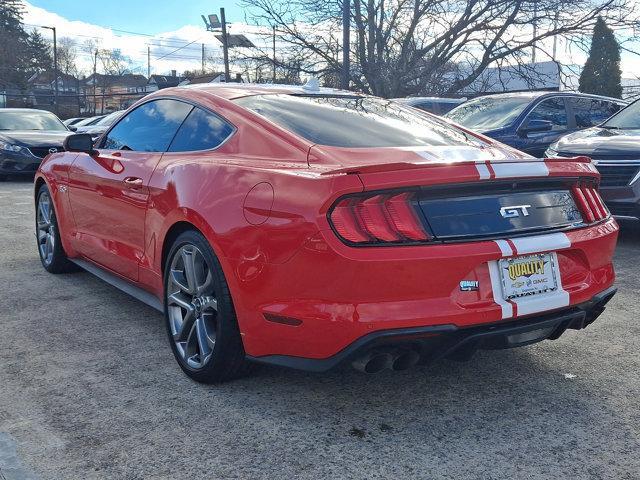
[34,83,618,383]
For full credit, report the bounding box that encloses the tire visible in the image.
[35,184,76,274]
[164,230,251,383]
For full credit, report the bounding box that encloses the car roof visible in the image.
[394,97,466,103]
[0,108,57,114]
[469,91,627,103]
[169,82,358,100]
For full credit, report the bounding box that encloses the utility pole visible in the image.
[202,43,205,73]
[532,2,537,64]
[342,0,350,89]
[93,49,98,114]
[272,26,276,83]
[220,8,230,82]
[41,26,58,113]
[552,12,559,61]
[147,45,151,77]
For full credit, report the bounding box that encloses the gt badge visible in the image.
[460,280,479,292]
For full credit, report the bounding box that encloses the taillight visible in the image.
[329,192,430,245]
[572,182,609,223]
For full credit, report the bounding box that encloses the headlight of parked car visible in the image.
[0,141,30,155]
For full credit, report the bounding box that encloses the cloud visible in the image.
[21,1,228,76]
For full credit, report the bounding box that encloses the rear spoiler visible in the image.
[319,156,593,176]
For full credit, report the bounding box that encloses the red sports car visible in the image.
[35,84,618,383]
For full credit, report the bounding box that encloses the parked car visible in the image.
[546,99,640,221]
[0,108,71,180]
[74,110,125,139]
[393,96,466,115]
[445,92,627,158]
[72,115,105,129]
[35,84,618,383]
[63,117,87,127]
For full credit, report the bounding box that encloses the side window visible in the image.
[103,99,192,152]
[167,107,234,152]
[593,101,621,124]
[527,98,568,131]
[570,98,621,128]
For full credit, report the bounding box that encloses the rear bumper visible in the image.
[247,286,617,372]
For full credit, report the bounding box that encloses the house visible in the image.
[146,71,184,92]
[84,73,148,113]
[179,72,229,85]
[28,71,80,94]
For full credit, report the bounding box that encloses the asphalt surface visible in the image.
[0,178,639,480]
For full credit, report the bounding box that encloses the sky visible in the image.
[22,0,262,77]
[22,0,640,82]
[27,1,246,35]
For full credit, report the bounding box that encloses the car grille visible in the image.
[594,161,640,187]
[27,146,64,159]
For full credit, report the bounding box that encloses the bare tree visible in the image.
[241,0,640,97]
[56,37,79,77]
[99,48,133,76]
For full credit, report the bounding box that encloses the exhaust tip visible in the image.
[391,349,420,371]
[352,352,393,374]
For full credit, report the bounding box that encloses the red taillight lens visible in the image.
[572,182,609,223]
[329,192,430,245]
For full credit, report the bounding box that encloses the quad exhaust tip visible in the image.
[351,348,420,374]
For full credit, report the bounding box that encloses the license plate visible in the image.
[499,253,558,300]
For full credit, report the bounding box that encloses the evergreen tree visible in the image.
[579,17,623,98]
[0,0,30,89]
[26,29,53,77]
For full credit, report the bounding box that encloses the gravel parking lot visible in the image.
[0,178,639,480]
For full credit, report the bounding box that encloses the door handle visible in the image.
[123,176,143,187]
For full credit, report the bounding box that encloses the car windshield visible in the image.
[445,96,533,131]
[96,111,123,126]
[602,100,640,129]
[234,94,488,148]
[0,111,67,131]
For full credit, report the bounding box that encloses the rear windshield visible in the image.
[234,94,488,148]
[445,96,532,131]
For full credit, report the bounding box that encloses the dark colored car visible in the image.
[546,99,640,221]
[445,92,627,158]
[0,108,71,180]
[74,110,125,140]
[393,97,466,115]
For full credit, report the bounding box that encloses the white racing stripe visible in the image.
[509,232,571,255]
[476,163,491,180]
[494,239,513,257]
[487,260,513,319]
[491,162,549,178]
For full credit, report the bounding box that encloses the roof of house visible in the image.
[181,73,226,85]
[28,71,79,85]
[148,74,183,88]
[85,73,148,87]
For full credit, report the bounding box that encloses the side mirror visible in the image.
[519,119,553,136]
[63,133,97,155]
[68,125,77,132]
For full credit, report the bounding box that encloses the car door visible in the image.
[67,99,193,281]
[517,97,570,157]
